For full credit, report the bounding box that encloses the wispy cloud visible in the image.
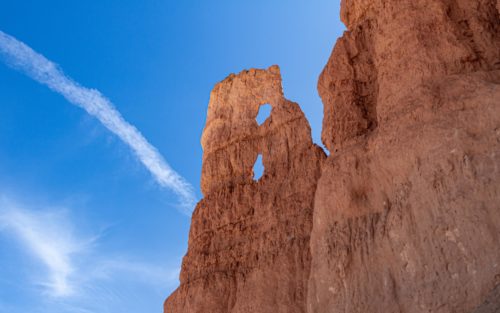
[0,197,180,308]
[0,200,93,297]
[89,259,180,286]
[0,30,196,213]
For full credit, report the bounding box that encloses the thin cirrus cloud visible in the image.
[0,197,180,304]
[0,200,89,297]
[0,30,196,214]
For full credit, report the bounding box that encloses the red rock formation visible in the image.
[165,1,500,312]
[309,0,500,312]
[165,66,325,313]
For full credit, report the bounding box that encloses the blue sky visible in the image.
[0,1,344,312]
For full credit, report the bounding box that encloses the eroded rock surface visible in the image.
[165,66,325,313]
[310,0,500,312]
[165,1,500,312]
[471,284,500,313]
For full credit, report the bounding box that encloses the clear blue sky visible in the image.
[0,1,344,312]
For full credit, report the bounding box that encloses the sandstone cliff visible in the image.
[165,0,500,312]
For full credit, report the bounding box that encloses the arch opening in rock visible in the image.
[253,154,264,181]
[256,103,272,125]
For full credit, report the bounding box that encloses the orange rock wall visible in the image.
[165,1,500,312]
[310,0,500,312]
[165,67,325,313]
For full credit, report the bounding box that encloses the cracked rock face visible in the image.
[165,66,325,313]
[165,1,500,312]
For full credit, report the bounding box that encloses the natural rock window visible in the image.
[256,103,272,125]
[253,154,264,180]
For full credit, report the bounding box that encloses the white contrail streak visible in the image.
[0,31,196,213]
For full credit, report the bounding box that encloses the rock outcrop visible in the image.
[310,0,500,312]
[165,66,325,313]
[165,0,500,312]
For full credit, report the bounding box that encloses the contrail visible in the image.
[0,31,196,213]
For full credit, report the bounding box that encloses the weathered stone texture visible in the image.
[310,0,500,312]
[165,66,325,313]
[166,1,500,312]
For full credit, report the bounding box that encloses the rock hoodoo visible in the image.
[165,0,500,312]
[165,66,325,313]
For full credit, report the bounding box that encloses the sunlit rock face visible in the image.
[310,0,500,312]
[164,66,325,313]
[165,0,500,312]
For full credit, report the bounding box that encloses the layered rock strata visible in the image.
[165,66,325,313]
[166,0,500,312]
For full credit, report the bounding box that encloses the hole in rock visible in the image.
[253,154,264,181]
[256,103,272,125]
